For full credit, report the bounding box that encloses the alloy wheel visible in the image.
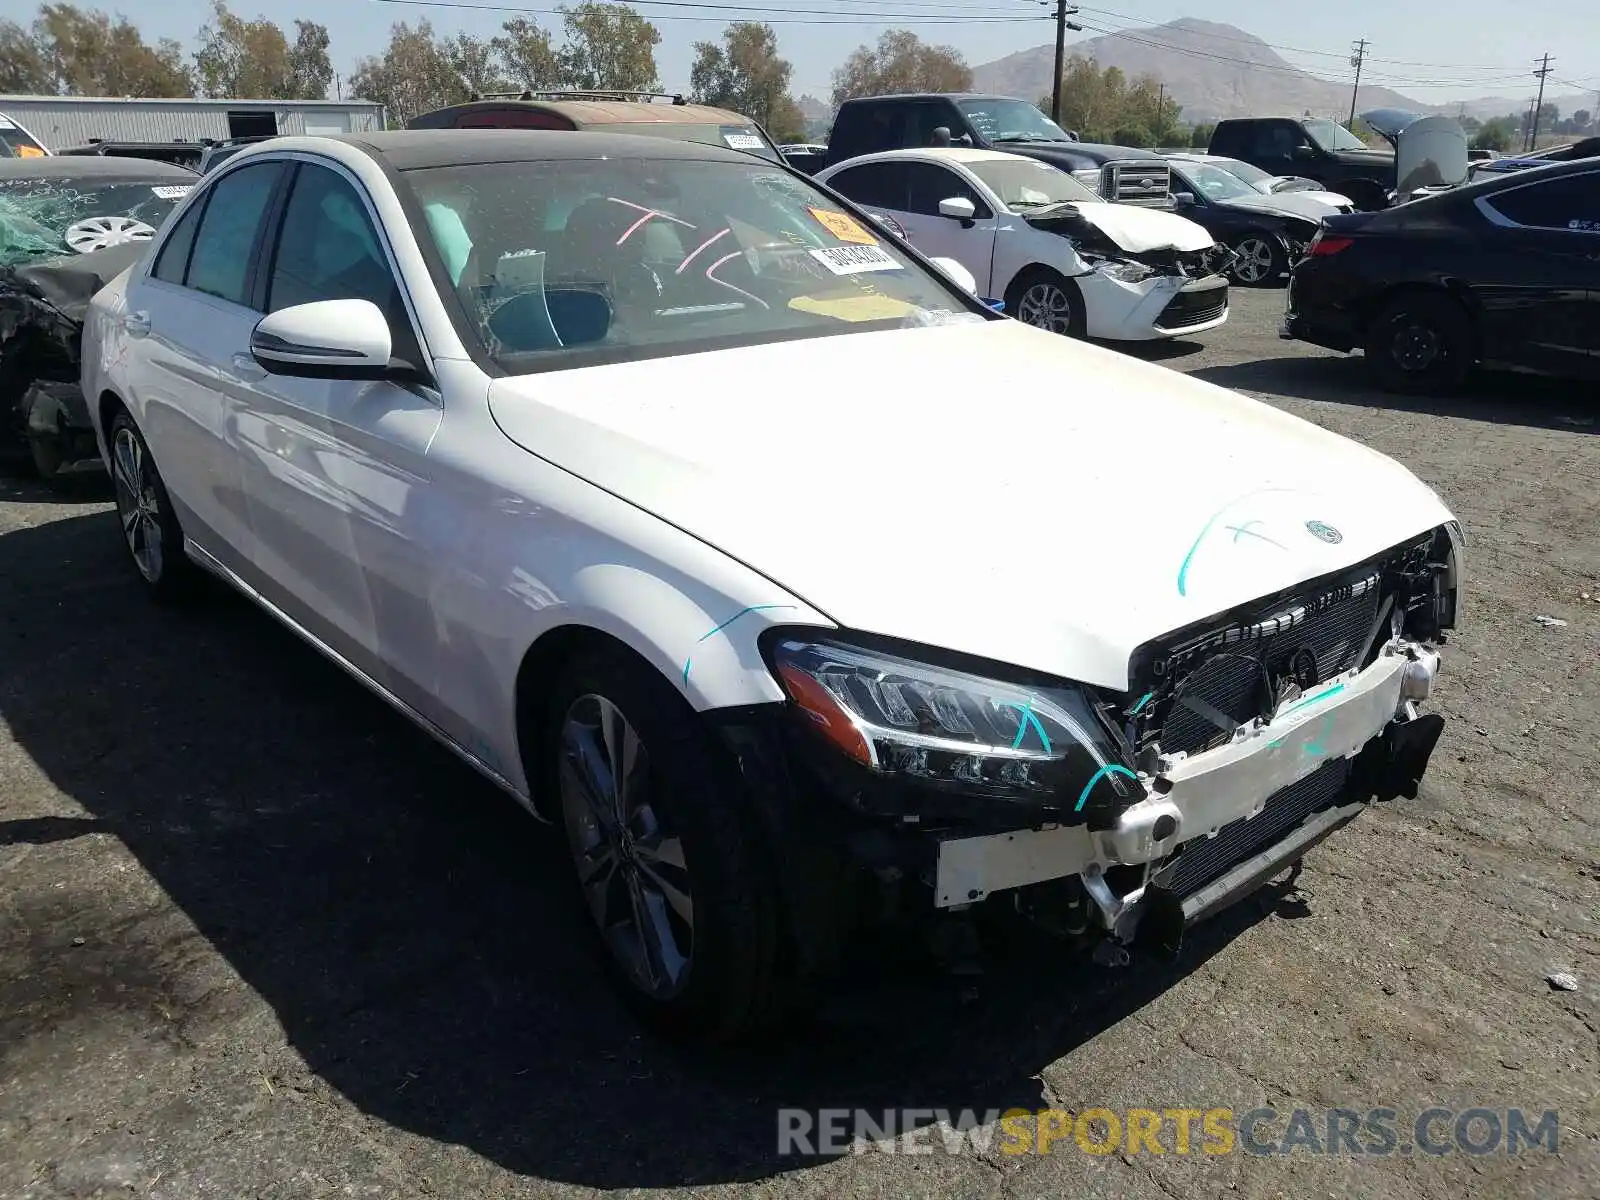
[1231,237,1275,284]
[1016,282,1076,335]
[111,426,164,583]
[558,693,694,999]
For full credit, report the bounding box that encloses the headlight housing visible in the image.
[1095,259,1156,284]
[767,635,1143,822]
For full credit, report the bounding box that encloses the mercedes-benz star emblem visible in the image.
[1305,520,1343,544]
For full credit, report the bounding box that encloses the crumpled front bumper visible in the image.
[932,636,1444,937]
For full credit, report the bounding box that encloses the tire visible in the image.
[1227,233,1287,287]
[1007,268,1086,338]
[542,643,791,1041]
[106,408,200,602]
[1364,292,1475,395]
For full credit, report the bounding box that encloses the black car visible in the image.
[0,155,197,479]
[1283,159,1600,392]
[1164,159,1325,286]
[56,140,206,170]
[1210,117,1395,212]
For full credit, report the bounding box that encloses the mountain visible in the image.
[971,18,1428,124]
[1445,91,1595,122]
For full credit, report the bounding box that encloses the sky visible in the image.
[14,0,1600,110]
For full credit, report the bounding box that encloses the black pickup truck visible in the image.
[1207,117,1396,212]
[788,93,1173,207]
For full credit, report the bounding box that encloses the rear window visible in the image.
[596,122,781,163]
[404,155,984,375]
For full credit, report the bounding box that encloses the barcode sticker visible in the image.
[808,244,902,275]
[723,132,765,150]
[151,185,193,199]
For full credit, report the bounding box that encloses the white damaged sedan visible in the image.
[83,131,1461,1039]
[816,147,1230,340]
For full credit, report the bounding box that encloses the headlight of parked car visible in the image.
[1095,260,1156,284]
[767,635,1143,820]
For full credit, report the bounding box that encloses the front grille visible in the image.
[1156,758,1352,898]
[1102,161,1173,206]
[1161,577,1379,756]
[1154,281,1229,332]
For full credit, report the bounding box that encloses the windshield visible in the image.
[1303,119,1369,153]
[966,158,1100,209]
[0,177,188,265]
[607,122,782,163]
[957,99,1071,144]
[1175,162,1258,202]
[1210,156,1270,186]
[405,156,985,374]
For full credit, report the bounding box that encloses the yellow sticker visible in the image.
[17,145,45,158]
[807,207,878,246]
[789,292,916,322]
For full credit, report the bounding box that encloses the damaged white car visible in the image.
[85,132,1459,1041]
[816,148,1230,340]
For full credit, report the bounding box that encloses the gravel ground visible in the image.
[2,289,1596,1199]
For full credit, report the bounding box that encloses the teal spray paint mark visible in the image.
[1302,714,1335,758]
[1076,763,1139,812]
[1009,701,1052,754]
[1278,680,1346,719]
[1226,521,1288,550]
[1176,487,1304,596]
[682,604,798,685]
[1129,691,1154,716]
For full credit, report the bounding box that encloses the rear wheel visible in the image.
[1227,233,1286,287]
[545,644,791,1040]
[1007,268,1086,338]
[1364,292,1475,395]
[107,409,200,602]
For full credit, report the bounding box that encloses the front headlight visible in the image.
[1095,259,1156,284]
[768,635,1143,820]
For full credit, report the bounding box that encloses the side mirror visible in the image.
[938,196,977,222]
[250,298,397,379]
[928,255,978,295]
[1292,145,1317,160]
[1173,191,1197,207]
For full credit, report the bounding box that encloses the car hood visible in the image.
[1218,191,1335,223]
[486,321,1453,690]
[1022,198,1214,253]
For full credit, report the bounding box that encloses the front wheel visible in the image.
[1364,292,1475,395]
[545,644,791,1040]
[1227,234,1286,287]
[1008,269,1086,338]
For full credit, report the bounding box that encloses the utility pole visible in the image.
[1347,39,1367,128]
[1529,53,1553,149]
[1048,0,1083,126]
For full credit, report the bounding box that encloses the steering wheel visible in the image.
[63,215,159,254]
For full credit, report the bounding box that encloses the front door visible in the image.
[232,158,447,712]
[898,162,1000,293]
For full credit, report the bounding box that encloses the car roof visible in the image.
[418,98,755,127]
[836,93,1005,104]
[826,147,1030,167]
[262,129,760,171]
[0,154,197,180]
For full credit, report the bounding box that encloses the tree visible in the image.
[1473,117,1514,153]
[556,2,660,92]
[349,19,463,127]
[1043,56,1183,145]
[444,31,508,97]
[491,16,561,90]
[689,22,805,141]
[1112,124,1152,148]
[1189,122,1214,148]
[829,29,970,108]
[25,3,191,96]
[193,2,331,100]
[0,19,52,93]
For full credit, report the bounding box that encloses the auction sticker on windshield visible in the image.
[151,186,192,199]
[807,207,878,245]
[809,244,901,275]
[724,132,766,151]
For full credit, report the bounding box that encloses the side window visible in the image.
[185,161,285,306]
[837,106,907,158]
[904,163,992,219]
[902,101,962,147]
[1208,123,1240,156]
[151,197,204,285]
[1484,173,1600,231]
[825,162,908,210]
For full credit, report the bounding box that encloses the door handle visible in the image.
[230,352,267,381]
[123,310,150,338]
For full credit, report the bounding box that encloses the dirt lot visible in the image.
[2,290,1596,1199]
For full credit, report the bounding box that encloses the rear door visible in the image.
[1473,169,1600,373]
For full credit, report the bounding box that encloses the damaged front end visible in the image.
[0,241,145,480]
[713,523,1460,977]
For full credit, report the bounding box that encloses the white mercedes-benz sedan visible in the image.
[82,131,1463,1040]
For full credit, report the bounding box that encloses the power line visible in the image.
[1348,38,1366,127]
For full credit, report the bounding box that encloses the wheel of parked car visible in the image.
[1226,234,1286,287]
[544,642,788,1040]
[107,409,199,601]
[1364,292,1475,395]
[1007,268,1085,338]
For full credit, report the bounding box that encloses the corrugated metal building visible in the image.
[0,96,387,151]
